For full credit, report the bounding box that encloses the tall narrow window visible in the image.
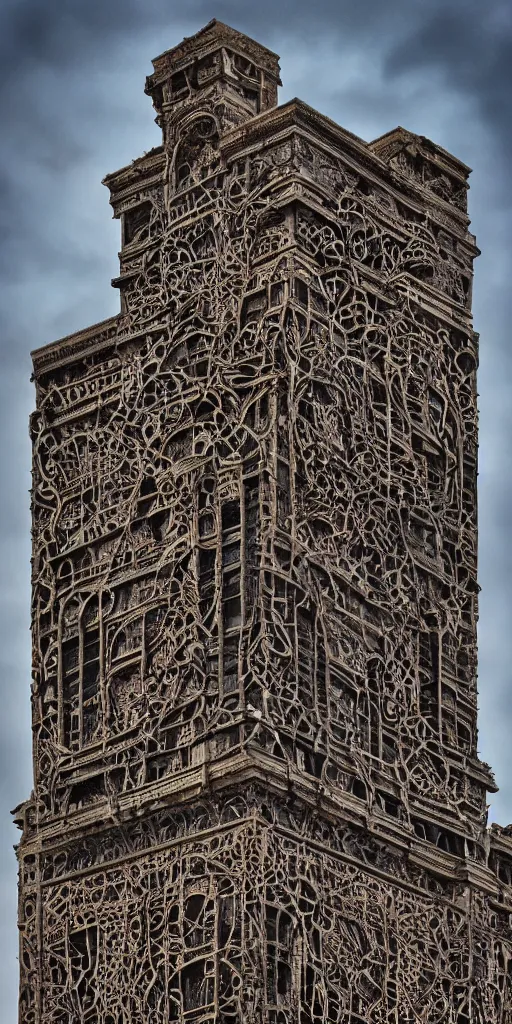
[419,630,440,730]
[244,477,259,607]
[221,500,242,695]
[266,906,295,1007]
[69,925,98,1016]
[61,595,101,750]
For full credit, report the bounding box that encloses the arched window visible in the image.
[172,116,220,192]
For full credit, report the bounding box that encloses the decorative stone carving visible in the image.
[16,20,512,1024]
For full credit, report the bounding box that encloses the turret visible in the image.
[145,18,281,149]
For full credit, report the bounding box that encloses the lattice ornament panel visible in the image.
[19,21,512,1024]
[29,130,486,847]
[20,797,512,1024]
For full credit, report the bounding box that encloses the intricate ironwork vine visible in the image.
[16,19,512,1024]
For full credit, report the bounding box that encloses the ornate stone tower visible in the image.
[16,19,512,1024]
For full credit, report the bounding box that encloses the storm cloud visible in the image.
[1,1,511,1017]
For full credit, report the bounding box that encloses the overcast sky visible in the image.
[1,0,511,1016]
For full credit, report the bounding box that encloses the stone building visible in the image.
[15,19,512,1024]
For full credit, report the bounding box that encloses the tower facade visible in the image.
[16,20,512,1024]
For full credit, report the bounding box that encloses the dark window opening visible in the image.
[123,201,151,245]
[413,818,464,856]
[218,895,240,947]
[222,637,239,693]
[222,541,240,567]
[352,778,367,801]
[181,960,214,1012]
[224,597,242,630]
[147,755,172,782]
[377,791,400,818]
[171,69,188,96]
[222,501,240,531]
[68,775,105,810]
[294,278,309,306]
[297,745,325,779]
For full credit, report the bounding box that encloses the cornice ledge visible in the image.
[220,99,472,232]
[489,822,512,852]
[369,126,471,181]
[408,841,460,880]
[219,97,368,163]
[31,315,120,376]
[148,19,281,83]
[456,860,500,896]
[102,147,165,194]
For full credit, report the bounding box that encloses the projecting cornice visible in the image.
[147,19,281,86]
[31,315,120,377]
[220,98,472,227]
[102,146,165,195]
[370,125,471,179]
[34,99,478,377]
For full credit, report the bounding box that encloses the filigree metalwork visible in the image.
[16,19,512,1024]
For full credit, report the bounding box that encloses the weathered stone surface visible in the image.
[16,19,512,1024]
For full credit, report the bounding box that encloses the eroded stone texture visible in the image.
[16,18,512,1024]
